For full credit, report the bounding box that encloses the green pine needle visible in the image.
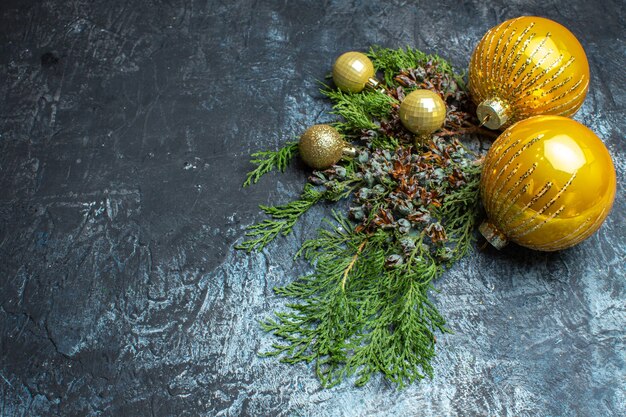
[437,162,483,257]
[369,134,399,151]
[243,141,299,187]
[322,88,398,132]
[368,45,466,89]
[261,213,456,388]
[236,184,323,252]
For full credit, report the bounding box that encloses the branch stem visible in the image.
[435,126,499,139]
[341,239,368,291]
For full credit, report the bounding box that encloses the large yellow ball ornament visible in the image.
[399,89,447,136]
[332,52,376,93]
[469,16,590,130]
[479,116,616,251]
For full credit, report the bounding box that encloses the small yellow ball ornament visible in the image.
[479,116,616,251]
[399,89,447,136]
[332,51,377,93]
[298,124,356,170]
[469,16,590,130]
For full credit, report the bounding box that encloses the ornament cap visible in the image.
[479,221,508,250]
[413,134,430,147]
[365,77,386,94]
[477,98,510,130]
[342,145,357,158]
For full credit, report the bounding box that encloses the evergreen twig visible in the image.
[368,45,466,89]
[261,212,465,388]
[243,141,299,187]
[322,88,398,131]
[236,184,323,252]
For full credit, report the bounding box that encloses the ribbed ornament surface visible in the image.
[480,116,616,251]
[469,16,590,129]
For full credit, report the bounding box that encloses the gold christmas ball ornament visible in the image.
[332,51,378,93]
[469,16,590,130]
[399,89,447,136]
[479,116,616,251]
[298,124,356,170]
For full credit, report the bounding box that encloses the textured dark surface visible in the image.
[1,0,624,416]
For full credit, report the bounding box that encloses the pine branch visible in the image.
[341,239,367,290]
[243,141,299,187]
[262,218,452,388]
[240,46,487,388]
[236,183,322,252]
[438,162,483,259]
[260,140,484,387]
[239,168,364,253]
[369,134,399,151]
[369,45,429,85]
[368,45,466,89]
[322,88,398,131]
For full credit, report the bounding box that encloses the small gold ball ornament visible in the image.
[469,16,590,130]
[480,116,616,251]
[332,51,376,93]
[399,89,447,135]
[298,124,356,170]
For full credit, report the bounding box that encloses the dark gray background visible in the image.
[1,0,624,416]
